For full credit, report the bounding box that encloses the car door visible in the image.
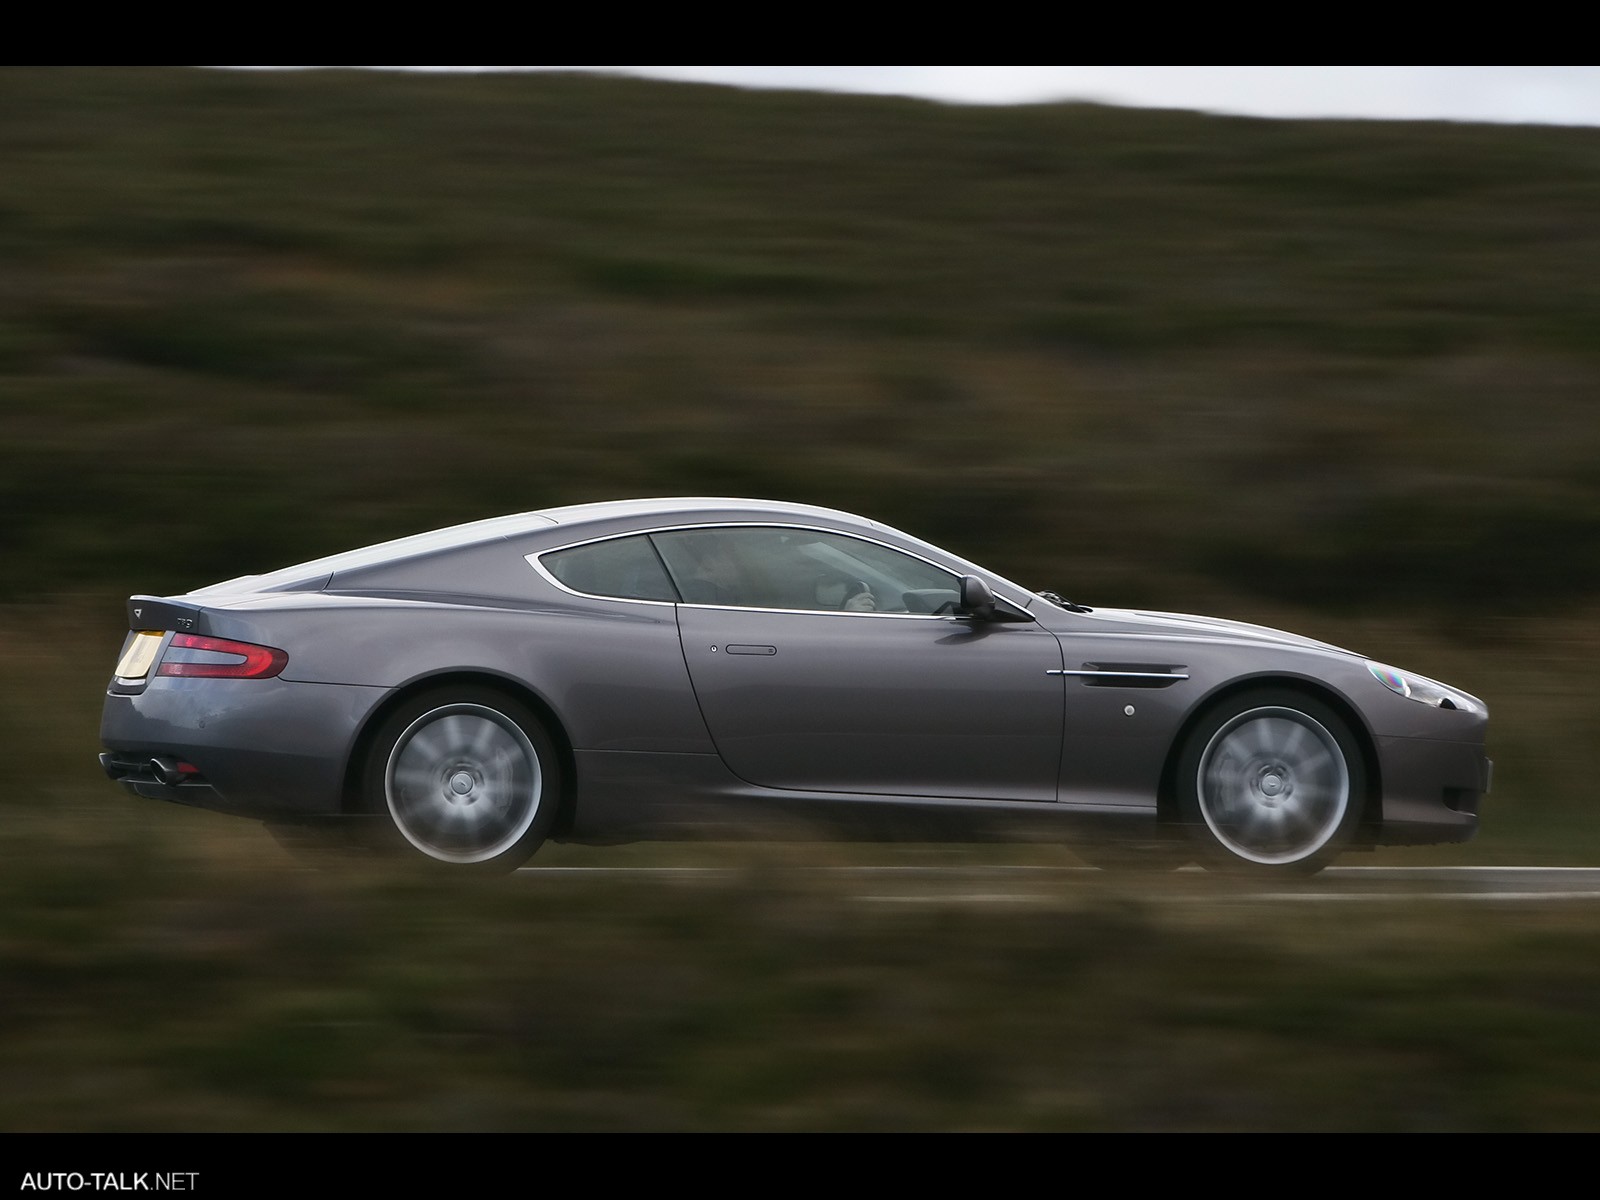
[654,526,1065,802]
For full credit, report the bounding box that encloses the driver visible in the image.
[842,582,876,611]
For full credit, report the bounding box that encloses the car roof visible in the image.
[533,496,870,528]
[187,498,880,596]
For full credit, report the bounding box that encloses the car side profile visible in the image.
[98,498,1491,874]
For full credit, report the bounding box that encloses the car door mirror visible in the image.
[958,575,997,620]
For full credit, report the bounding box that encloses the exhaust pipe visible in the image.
[150,757,185,786]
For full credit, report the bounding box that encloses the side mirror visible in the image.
[958,575,996,620]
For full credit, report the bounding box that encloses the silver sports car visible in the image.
[98,498,1490,874]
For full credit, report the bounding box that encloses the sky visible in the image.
[486,67,1600,128]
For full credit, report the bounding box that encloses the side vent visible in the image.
[1077,663,1188,689]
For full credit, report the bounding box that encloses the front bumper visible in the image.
[1375,733,1493,846]
[98,675,388,818]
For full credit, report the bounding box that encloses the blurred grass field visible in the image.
[4,68,1600,1128]
[8,818,1600,1131]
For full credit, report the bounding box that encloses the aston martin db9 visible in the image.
[99,498,1490,874]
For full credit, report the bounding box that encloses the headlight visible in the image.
[1367,662,1485,715]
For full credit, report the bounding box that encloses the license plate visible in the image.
[115,631,164,680]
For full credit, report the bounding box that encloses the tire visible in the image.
[362,687,559,871]
[1176,689,1365,875]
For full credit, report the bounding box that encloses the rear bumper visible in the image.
[1375,733,1492,846]
[98,676,388,818]
[99,750,225,809]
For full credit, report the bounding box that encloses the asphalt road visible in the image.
[515,864,1600,904]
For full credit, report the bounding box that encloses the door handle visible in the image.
[725,644,778,656]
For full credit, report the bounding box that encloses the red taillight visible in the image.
[157,633,288,679]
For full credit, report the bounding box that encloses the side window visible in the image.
[650,527,959,614]
[540,535,679,602]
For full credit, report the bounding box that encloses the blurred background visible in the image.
[4,67,1600,1130]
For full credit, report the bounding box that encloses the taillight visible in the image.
[156,633,288,679]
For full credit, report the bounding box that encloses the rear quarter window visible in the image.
[539,536,679,602]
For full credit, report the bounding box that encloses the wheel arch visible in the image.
[339,669,578,838]
[1156,674,1382,834]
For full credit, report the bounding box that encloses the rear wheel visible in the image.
[362,688,558,871]
[1177,690,1365,875]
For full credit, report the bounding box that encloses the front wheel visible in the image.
[1177,690,1365,875]
[362,688,559,871]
